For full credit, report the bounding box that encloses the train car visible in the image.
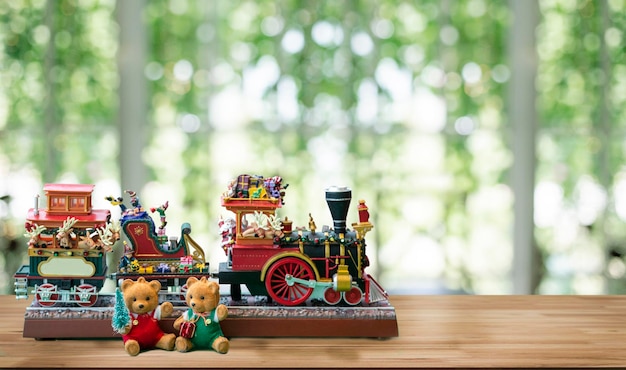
[218,174,388,306]
[108,190,209,295]
[14,184,115,306]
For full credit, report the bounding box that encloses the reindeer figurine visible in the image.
[265,214,284,239]
[241,211,270,238]
[56,217,78,249]
[96,225,118,253]
[24,223,47,248]
[78,231,99,250]
[78,221,120,252]
[108,220,122,243]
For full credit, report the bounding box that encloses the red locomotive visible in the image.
[217,174,388,306]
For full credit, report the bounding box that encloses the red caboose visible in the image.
[15,184,114,306]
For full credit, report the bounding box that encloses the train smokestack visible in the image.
[325,186,352,235]
[33,194,40,216]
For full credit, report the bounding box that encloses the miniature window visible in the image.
[240,212,265,238]
[240,211,277,239]
[240,213,257,237]
[69,196,85,210]
[50,196,66,209]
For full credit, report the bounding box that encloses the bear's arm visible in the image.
[173,315,184,330]
[173,310,189,330]
[160,301,174,318]
[216,304,228,321]
[120,323,132,335]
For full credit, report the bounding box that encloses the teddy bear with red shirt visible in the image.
[117,277,176,356]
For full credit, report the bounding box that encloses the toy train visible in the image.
[15,175,388,307]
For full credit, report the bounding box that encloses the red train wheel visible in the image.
[36,283,59,307]
[265,257,314,306]
[343,286,363,306]
[323,287,342,305]
[75,284,98,307]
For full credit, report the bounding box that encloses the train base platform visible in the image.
[20,294,399,339]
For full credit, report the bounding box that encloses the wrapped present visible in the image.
[179,321,196,339]
[235,174,251,198]
[249,175,263,187]
[157,263,170,273]
[234,174,266,198]
[179,265,190,273]
[263,176,286,200]
[180,255,193,265]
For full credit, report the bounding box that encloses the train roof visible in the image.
[26,209,110,228]
[221,197,282,211]
[44,183,95,194]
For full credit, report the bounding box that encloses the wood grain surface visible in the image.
[1,295,625,368]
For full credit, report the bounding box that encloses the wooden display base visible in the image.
[21,295,398,339]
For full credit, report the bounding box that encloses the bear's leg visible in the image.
[212,336,230,354]
[175,336,193,353]
[125,339,141,356]
[156,333,176,351]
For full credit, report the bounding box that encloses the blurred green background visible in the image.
[2,0,626,295]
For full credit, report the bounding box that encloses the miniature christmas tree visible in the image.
[111,287,130,334]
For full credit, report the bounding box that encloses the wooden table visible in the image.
[1,295,625,368]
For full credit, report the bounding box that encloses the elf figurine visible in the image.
[150,201,169,236]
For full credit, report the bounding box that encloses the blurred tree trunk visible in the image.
[116,0,147,193]
[598,0,612,293]
[510,0,540,294]
[109,0,148,292]
[43,0,57,183]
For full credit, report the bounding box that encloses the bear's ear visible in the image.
[137,277,146,284]
[186,276,199,287]
[149,279,161,293]
[199,276,208,283]
[209,281,219,294]
[121,279,135,293]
